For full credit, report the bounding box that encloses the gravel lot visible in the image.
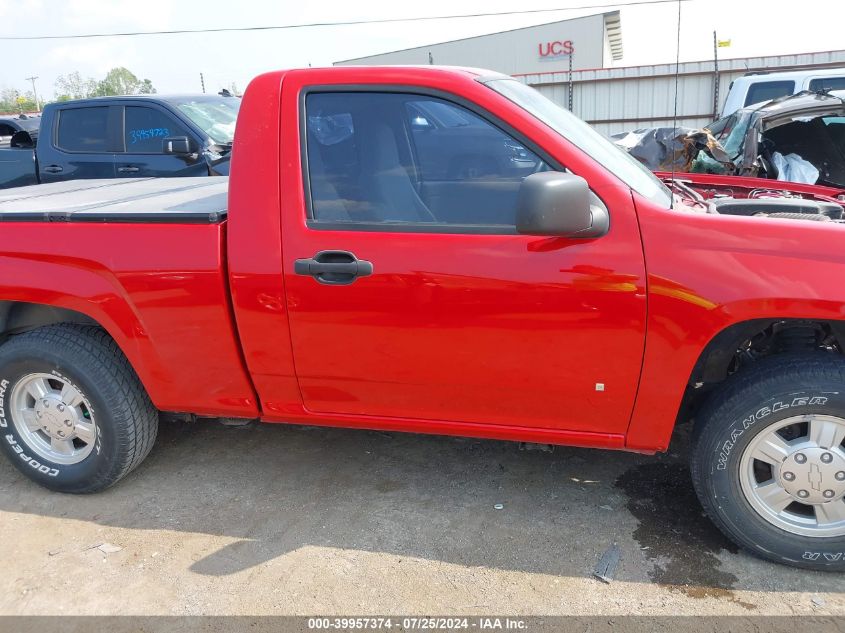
[0,419,842,616]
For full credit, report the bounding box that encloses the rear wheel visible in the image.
[0,324,158,493]
[691,354,845,570]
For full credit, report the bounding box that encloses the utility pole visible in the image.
[24,76,40,111]
[200,73,206,94]
[712,31,719,120]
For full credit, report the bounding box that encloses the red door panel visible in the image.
[283,226,646,433]
[278,70,647,435]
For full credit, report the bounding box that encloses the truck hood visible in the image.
[658,171,845,223]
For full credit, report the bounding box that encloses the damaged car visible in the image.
[613,91,845,188]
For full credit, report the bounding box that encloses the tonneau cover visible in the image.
[0,177,228,223]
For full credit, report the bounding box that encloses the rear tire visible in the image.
[691,353,845,570]
[0,324,158,493]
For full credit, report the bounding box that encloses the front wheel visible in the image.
[0,324,158,493]
[691,354,845,570]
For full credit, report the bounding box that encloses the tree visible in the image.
[54,71,99,101]
[95,67,156,96]
[0,87,38,114]
[2,67,158,114]
[0,87,19,113]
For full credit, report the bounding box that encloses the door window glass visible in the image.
[304,92,545,229]
[124,106,188,153]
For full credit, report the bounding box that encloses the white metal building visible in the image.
[336,12,623,76]
[335,13,845,136]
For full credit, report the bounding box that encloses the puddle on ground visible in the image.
[615,461,755,609]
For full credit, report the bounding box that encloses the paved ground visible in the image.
[0,419,842,616]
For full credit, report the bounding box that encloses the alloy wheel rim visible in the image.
[10,373,97,465]
[739,414,845,537]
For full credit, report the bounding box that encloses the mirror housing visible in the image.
[516,172,608,238]
[10,130,36,149]
[163,136,193,155]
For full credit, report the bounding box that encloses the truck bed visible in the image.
[0,177,228,223]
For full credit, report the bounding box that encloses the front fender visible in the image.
[627,194,845,451]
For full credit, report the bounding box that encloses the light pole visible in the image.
[24,76,40,111]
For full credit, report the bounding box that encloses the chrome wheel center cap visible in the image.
[34,395,77,440]
[778,447,845,505]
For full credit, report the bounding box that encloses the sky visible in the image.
[1,0,844,99]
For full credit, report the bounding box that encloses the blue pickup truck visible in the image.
[0,94,239,189]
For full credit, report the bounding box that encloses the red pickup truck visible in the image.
[1,66,844,571]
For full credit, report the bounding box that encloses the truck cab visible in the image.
[722,67,845,116]
[0,94,239,188]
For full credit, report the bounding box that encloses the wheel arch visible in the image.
[680,317,845,436]
[0,299,159,408]
[688,317,845,389]
[0,301,98,338]
[627,316,845,452]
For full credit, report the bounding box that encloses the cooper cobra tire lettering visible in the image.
[5,433,59,476]
[0,378,9,428]
[5,433,60,476]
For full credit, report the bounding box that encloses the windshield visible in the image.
[705,111,752,158]
[174,98,240,144]
[486,79,672,208]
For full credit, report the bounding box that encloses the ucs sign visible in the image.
[538,40,575,58]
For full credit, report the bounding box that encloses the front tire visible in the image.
[691,354,845,570]
[0,324,158,493]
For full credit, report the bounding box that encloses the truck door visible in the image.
[281,88,647,436]
[40,105,117,182]
[115,104,207,178]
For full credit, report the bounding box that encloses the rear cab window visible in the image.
[56,107,110,152]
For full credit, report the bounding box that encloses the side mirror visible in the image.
[163,136,193,155]
[516,172,609,238]
[10,130,36,149]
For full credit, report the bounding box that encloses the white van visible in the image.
[721,67,845,116]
